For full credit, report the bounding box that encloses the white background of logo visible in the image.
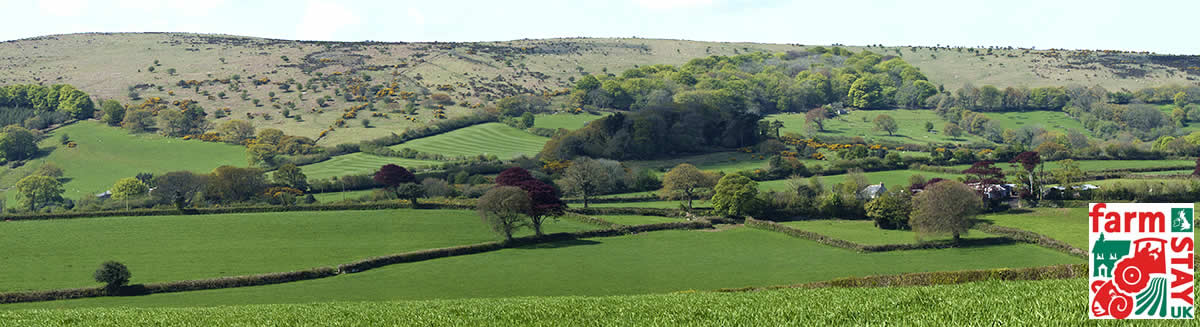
[1089,203,1194,320]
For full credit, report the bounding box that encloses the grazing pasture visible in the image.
[0,209,597,292]
[388,123,548,160]
[980,208,1089,249]
[768,110,987,145]
[591,215,683,226]
[759,169,964,192]
[780,220,998,245]
[0,122,246,208]
[298,153,441,180]
[8,227,1080,309]
[533,113,606,130]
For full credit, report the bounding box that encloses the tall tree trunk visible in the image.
[953,232,961,244]
[583,193,589,208]
[533,217,544,236]
[410,196,419,208]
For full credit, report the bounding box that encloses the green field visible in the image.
[587,201,693,209]
[310,189,379,203]
[1133,169,1194,176]
[533,113,606,130]
[768,110,987,145]
[625,152,775,175]
[6,227,1079,309]
[0,122,246,208]
[981,207,1089,249]
[759,169,964,192]
[985,111,1092,136]
[946,159,1194,173]
[389,123,548,160]
[593,215,684,225]
[0,209,597,292]
[780,220,998,245]
[298,153,442,180]
[9,278,1193,325]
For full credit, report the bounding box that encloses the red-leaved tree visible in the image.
[374,164,416,198]
[495,167,565,236]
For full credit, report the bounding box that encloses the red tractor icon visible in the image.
[1091,280,1133,319]
[1113,238,1167,294]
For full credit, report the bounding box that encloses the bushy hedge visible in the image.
[0,267,337,304]
[563,196,659,204]
[0,202,475,221]
[714,264,1086,292]
[566,207,683,217]
[744,218,864,251]
[974,223,1086,258]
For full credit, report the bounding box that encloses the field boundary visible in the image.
[715,263,1087,292]
[0,202,475,221]
[743,218,1018,252]
[0,267,338,304]
[973,223,1087,259]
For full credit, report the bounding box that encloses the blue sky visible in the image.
[4,0,1197,54]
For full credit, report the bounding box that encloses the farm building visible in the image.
[1091,233,1130,278]
[858,183,887,200]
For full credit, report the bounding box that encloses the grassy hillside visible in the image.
[3,33,1196,146]
[532,113,606,130]
[769,110,987,145]
[0,121,246,208]
[389,123,547,160]
[8,227,1079,309]
[0,209,597,291]
[297,152,441,180]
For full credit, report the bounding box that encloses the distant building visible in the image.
[96,190,111,199]
[859,183,887,200]
[1092,233,1130,278]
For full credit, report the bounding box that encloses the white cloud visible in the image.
[633,0,714,10]
[296,0,359,41]
[407,7,425,26]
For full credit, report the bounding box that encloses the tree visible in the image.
[273,164,309,191]
[152,171,209,206]
[865,190,912,230]
[100,100,125,126]
[495,167,565,236]
[477,186,531,242]
[111,177,149,209]
[711,174,759,216]
[207,165,266,203]
[1194,157,1200,177]
[962,161,1005,184]
[924,121,934,132]
[1011,151,1042,200]
[943,122,963,138]
[847,76,884,108]
[557,157,614,208]
[167,68,177,76]
[93,261,131,292]
[111,177,149,200]
[395,182,425,207]
[1050,159,1084,190]
[373,164,416,199]
[660,163,718,210]
[217,120,255,144]
[520,112,535,128]
[15,175,63,211]
[246,143,277,167]
[121,109,155,133]
[873,114,898,136]
[910,180,982,243]
[805,108,827,132]
[0,125,37,161]
[1176,91,1191,108]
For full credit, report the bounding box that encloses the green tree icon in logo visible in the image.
[1171,208,1193,233]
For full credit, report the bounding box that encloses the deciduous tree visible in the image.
[15,174,63,211]
[557,157,614,208]
[273,164,309,191]
[660,163,718,210]
[477,186,531,242]
[910,180,982,243]
[711,173,759,216]
[873,114,898,136]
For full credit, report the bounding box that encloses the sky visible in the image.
[3,0,1197,55]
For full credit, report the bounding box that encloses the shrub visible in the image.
[93,261,131,291]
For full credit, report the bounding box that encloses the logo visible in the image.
[1089,203,1194,319]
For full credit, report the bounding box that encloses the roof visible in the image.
[1093,234,1130,255]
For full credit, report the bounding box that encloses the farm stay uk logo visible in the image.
[1089,203,1194,319]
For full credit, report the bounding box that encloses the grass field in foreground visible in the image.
[388,123,548,160]
[0,209,597,292]
[533,113,606,130]
[980,207,1089,249]
[298,153,442,180]
[0,121,246,208]
[780,220,999,245]
[8,278,1183,326]
[8,227,1081,309]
